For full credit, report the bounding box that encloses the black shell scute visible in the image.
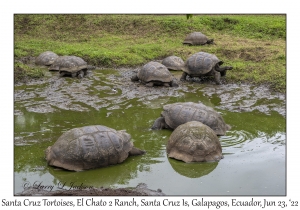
[184,52,221,75]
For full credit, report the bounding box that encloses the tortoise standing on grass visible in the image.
[45,125,145,171]
[183,32,214,45]
[162,56,184,71]
[181,52,233,85]
[49,56,88,78]
[35,51,59,66]
[151,102,230,136]
[131,61,178,87]
[167,121,223,163]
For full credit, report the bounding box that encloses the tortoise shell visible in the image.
[160,102,230,136]
[183,32,212,45]
[49,56,87,72]
[35,51,59,66]
[162,56,184,71]
[137,61,173,83]
[45,125,134,171]
[167,121,223,162]
[183,52,221,75]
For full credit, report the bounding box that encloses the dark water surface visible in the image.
[14,69,286,195]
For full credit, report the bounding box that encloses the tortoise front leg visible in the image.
[214,71,221,85]
[180,72,188,81]
[220,70,227,77]
[171,79,179,87]
[59,71,65,77]
[77,70,84,79]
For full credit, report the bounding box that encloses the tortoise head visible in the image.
[129,147,146,156]
[180,63,188,72]
[131,73,139,82]
[45,146,53,163]
[151,117,167,130]
[207,39,214,44]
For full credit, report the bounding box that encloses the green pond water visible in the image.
[14,69,286,195]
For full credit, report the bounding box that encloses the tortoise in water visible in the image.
[131,61,178,87]
[167,121,223,163]
[45,125,145,171]
[49,56,88,78]
[151,102,230,136]
[35,51,59,66]
[161,56,184,71]
[183,32,214,45]
[181,52,233,85]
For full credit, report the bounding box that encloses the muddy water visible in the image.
[14,68,286,195]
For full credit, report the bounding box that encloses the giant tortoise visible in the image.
[183,32,214,45]
[45,125,145,171]
[49,55,88,78]
[167,121,223,163]
[161,56,184,71]
[151,102,230,136]
[35,51,59,66]
[131,61,178,87]
[181,52,233,85]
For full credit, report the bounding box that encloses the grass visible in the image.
[14,14,286,92]
[14,61,46,83]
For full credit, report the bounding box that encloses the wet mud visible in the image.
[14,67,285,117]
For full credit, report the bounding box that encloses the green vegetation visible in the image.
[14,14,286,92]
[14,61,46,83]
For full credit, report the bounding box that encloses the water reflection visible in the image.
[168,158,218,178]
[47,154,145,188]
